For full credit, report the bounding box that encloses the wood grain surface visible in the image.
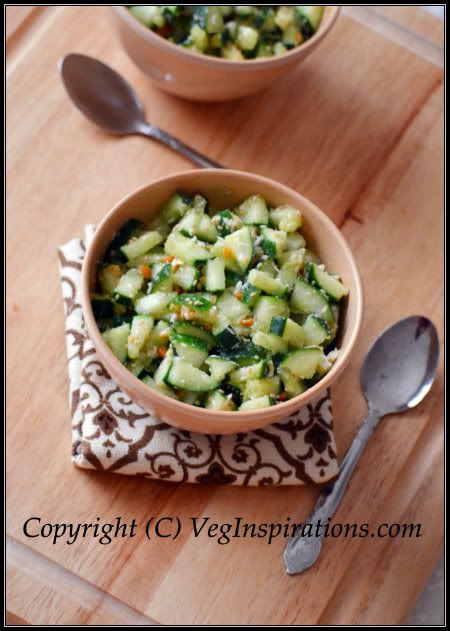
[6,6,444,625]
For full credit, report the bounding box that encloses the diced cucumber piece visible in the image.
[237,194,269,225]
[128,248,166,268]
[223,226,253,273]
[257,257,278,277]
[216,291,249,323]
[278,366,306,398]
[134,291,177,317]
[302,315,332,346]
[114,269,143,302]
[150,263,172,293]
[239,395,274,411]
[252,330,288,354]
[236,25,259,50]
[214,210,242,237]
[170,333,209,368]
[127,315,154,359]
[189,24,208,51]
[253,296,289,332]
[205,6,224,33]
[244,376,281,400]
[281,347,324,379]
[220,343,267,366]
[269,205,302,232]
[229,360,267,385]
[205,356,237,381]
[247,269,288,297]
[286,232,306,250]
[167,358,218,392]
[181,391,202,406]
[151,320,172,345]
[290,278,334,324]
[177,206,218,243]
[120,231,164,261]
[213,320,240,349]
[222,42,244,60]
[260,226,287,258]
[126,358,146,378]
[154,346,174,385]
[274,42,288,56]
[205,258,225,292]
[296,6,324,31]
[282,318,305,348]
[306,262,349,302]
[242,282,260,306]
[129,5,164,27]
[99,265,122,295]
[172,264,198,290]
[270,316,287,336]
[275,5,295,30]
[283,24,303,48]
[105,219,143,261]
[102,323,131,364]
[205,390,236,411]
[161,192,193,224]
[164,232,212,264]
[173,322,215,348]
[142,375,178,399]
[279,249,305,290]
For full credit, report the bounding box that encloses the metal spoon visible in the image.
[284,315,439,575]
[58,53,222,169]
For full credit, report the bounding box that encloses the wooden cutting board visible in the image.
[6,6,444,625]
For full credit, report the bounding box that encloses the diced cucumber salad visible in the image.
[92,191,349,412]
[128,6,324,59]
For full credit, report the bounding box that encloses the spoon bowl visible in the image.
[59,53,144,135]
[58,53,222,168]
[360,316,439,415]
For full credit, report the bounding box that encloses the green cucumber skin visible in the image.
[150,263,172,293]
[214,325,240,349]
[269,316,287,337]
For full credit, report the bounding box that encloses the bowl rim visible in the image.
[111,5,341,69]
[81,169,363,424]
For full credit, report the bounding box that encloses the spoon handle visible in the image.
[284,408,381,575]
[138,123,223,169]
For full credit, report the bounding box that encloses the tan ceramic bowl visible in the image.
[82,170,363,434]
[108,6,340,101]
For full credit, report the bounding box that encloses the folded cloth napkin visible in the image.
[58,226,339,487]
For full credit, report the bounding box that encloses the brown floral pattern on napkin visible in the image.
[58,227,339,486]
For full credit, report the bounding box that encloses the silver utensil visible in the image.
[284,315,439,575]
[58,53,222,169]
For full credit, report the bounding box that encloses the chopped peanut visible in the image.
[172,262,181,272]
[235,291,243,301]
[240,317,254,327]
[164,255,174,264]
[138,264,152,280]
[157,345,168,358]
[160,330,170,340]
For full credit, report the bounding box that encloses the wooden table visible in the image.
[6,6,444,625]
